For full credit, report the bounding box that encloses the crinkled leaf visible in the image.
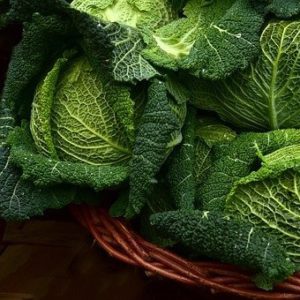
[140,181,175,247]
[32,55,133,165]
[3,1,113,117]
[0,145,76,220]
[71,0,175,30]
[104,23,159,83]
[109,190,129,217]
[30,55,72,158]
[257,0,300,18]
[194,117,236,194]
[125,80,181,218]
[0,100,76,220]
[166,74,190,104]
[194,138,212,185]
[3,13,73,116]
[0,0,9,29]
[143,0,264,79]
[71,0,173,82]
[7,0,70,22]
[226,145,300,264]
[190,21,300,130]
[167,108,196,209]
[8,125,129,191]
[150,210,295,290]
[197,129,300,211]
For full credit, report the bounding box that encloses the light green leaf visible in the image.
[190,21,300,130]
[104,23,159,83]
[30,56,70,158]
[195,116,236,147]
[143,0,264,79]
[71,0,175,29]
[32,55,133,166]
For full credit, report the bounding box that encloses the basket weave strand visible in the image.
[70,205,300,300]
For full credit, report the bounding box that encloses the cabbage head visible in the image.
[8,52,135,191]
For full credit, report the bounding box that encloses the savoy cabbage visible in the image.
[2,0,300,291]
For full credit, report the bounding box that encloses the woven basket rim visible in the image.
[70,205,300,300]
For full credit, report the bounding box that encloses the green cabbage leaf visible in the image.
[71,0,175,82]
[226,144,300,265]
[190,21,300,130]
[125,80,185,218]
[143,0,264,79]
[151,210,295,290]
[0,100,76,220]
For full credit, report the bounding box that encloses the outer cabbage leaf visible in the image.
[226,145,300,264]
[266,0,300,18]
[165,74,190,104]
[71,0,174,82]
[197,130,300,211]
[150,210,295,290]
[3,1,113,117]
[7,0,70,22]
[167,108,196,210]
[125,80,183,218]
[194,117,236,187]
[0,144,76,220]
[140,181,176,247]
[194,139,212,185]
[8,125,128,190]
[0,100,76,220]
[190,21,300,130]
[2,13,73,116]
[143,0,264,80]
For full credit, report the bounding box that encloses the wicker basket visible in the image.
[70,205,300,300]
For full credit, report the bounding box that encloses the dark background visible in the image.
[0,24,242,300]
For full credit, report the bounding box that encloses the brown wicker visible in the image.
[69,205,300,300]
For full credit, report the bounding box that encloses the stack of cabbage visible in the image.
[1,0,300,290]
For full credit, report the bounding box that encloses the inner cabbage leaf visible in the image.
[71,0,174,29]
[31,54,133,166]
